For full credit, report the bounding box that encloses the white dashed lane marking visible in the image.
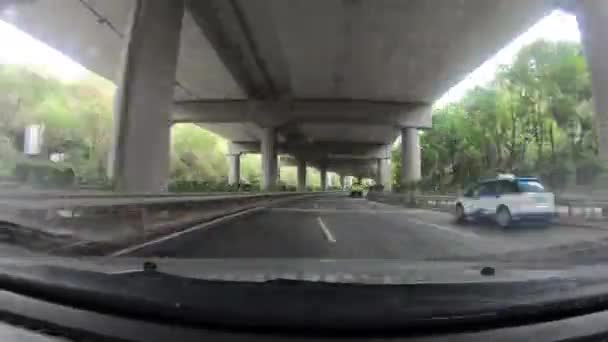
[317,216,337,243]
[404,217,481,240]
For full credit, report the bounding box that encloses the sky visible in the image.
[0,9,581,105]
[436,9,581,106]
[0,17,88,81]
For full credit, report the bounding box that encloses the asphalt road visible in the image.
[128,193,608,262]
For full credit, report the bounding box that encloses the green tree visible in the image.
[414,40,596,193]
[170,123,228,182]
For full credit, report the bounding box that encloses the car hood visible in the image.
[2,257,608,334]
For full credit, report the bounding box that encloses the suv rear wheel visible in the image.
[496,206,512,228]
[455,204,466,223]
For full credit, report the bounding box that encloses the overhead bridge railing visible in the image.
[0,191,341,255]
[367,191,608,226]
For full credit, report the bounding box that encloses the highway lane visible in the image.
[129,194,608,261]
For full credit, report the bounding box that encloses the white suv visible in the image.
[455,175,555,228]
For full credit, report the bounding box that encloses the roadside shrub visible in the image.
[536,158,575,192]
[576,155,604,186]
[14,159,75,188]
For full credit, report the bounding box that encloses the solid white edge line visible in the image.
[317,216,337,243]
[110,207,265,257]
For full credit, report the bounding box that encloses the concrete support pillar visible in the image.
[108,0,184,192]
[320,166,328,191]
[377,158,391,191]
[576,0,608,160]
[297,158,307,191]
[261,127,277,191]
[401,127,421,185]
[277,155,281,183]
[227,153,241,186]
[340,175,345,190]
[384,159,393,192]
[376,159,384,184]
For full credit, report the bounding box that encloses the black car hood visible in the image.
[0,256,578,284]
[0,258,608,335]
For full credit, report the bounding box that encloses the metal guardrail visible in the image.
[0,191,348,210]
[555,198,608,207]
[374,192,608,207]
[0,190,251,200]
[0,192,345,224]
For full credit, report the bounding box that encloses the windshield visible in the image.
[0,1,606,296]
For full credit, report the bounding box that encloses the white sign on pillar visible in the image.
[24,124,44,155]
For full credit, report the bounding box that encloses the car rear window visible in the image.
[517,180,545,193]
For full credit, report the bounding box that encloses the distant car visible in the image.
[350,183,364,198]
[455,175,555,228]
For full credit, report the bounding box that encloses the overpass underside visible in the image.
[2,0,607,192]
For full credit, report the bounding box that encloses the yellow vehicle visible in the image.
[350,183,364,198]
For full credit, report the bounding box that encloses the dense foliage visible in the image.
[392,40,600,193]
[0,65,114,183]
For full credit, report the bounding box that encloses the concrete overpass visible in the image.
[1,0,606,192]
